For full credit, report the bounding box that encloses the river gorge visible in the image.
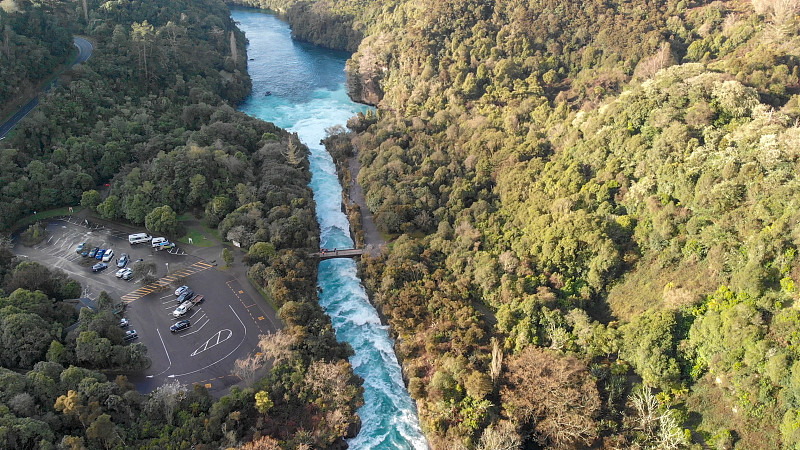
[233,8,428,449]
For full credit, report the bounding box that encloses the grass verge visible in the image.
[176,227,216,248]
[10,206,85,233]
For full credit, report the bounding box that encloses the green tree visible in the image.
[619,310,681,388]
[80,190,101,210]
[204,195,234,227]
[86,413,119,448]
[75,331,113,368]
[96,195,119,220]
[145,205,178,236]
[222,248,233,267]
[244,241,276,265]
[0,312,52,368]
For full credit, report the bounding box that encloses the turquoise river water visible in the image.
[233,9,428,449]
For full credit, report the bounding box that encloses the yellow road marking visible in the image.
[121,261,214,304]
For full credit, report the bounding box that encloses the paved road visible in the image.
[73,37,93,65]
[0,36,93,139]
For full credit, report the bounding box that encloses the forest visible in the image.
[281,0,800,448]
[4,0,800,447]
[0,0,72,119]
[0,0,362,448]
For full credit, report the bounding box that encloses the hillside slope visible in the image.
[275,0,800,447]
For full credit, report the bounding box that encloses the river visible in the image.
[232,9,429,449]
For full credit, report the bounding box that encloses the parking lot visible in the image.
[13,217,280,396]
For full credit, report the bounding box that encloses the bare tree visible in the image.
[634,42,673,80]
[238,436,282,450]
[490,337,503,384]
[501,347,601,449]
[477,421,522,450]
[629,386,686,449]
[2,25,10,58]
[631,385,660,436]
[257,330,299,366]
[232,353,264,386]
[229,31,238,64]
[147,380,185,426]
[282,137,306,166]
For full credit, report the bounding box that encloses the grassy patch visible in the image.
[176,227,216,248]
[203,224,223,243]
[606,255,718,321]
[10,206,85,233]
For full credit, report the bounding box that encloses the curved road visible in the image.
[0,36,93,139]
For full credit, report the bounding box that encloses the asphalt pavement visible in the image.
[13,216,280,397]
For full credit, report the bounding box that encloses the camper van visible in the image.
[128,233,152,245]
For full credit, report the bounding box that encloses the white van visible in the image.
[128,233,152,244]
[151,237,167,248]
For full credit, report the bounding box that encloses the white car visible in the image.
[175,285,189,296]
[151,237,167,248]
[115,268,127,278]
[102,249,114,262]
[173,301,192,318]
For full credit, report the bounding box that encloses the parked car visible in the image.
[117,253,129,268]
[102,249,114,262]
[81,248,90,257]
[174,285,189,296]
[76,242,86,253]
[176,289,195,303]
[92,262,108,272]
[173,295,203,318]
[121,268,133,280]
[88,247,99,258]
[124,330,138,341]
[151,237,167,248]
[95,249,106,260]
[115,268,127,278]
[119,318,129,328]
[157,241,175,251]
[170,320,191,333]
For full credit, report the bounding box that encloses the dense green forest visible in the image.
[280,0,800,448]
[0,0,73,117]
[0,0,363,448]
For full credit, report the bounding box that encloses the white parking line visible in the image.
[168,306,247,378]
[190,328,232,355]
[181,318,210,338]
[147,328,173,378]
[186,309,204,320]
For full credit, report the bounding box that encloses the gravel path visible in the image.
[348,154,385,256]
